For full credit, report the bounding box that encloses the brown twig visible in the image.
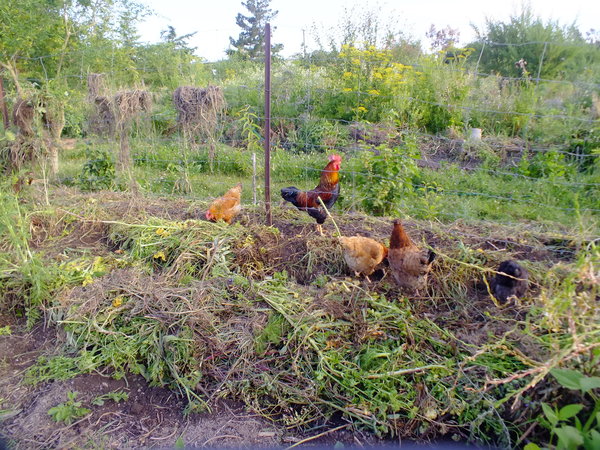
[285,424,350,449]
[366,364,447,379]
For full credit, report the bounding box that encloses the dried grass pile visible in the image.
[87,74,115,137]
[112,89,151,174]
[173,86,226,166]
[52,216,459,431]
[114,89,152,123]
[11,193,597,447]
[5,97,51,171]
[173,86,225,134]
[87,73,107,101]
[89,96,115,137]
[12,98,35,137]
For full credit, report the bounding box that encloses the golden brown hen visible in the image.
[205,183,242,224]
[388,220,435,294]
[339,236,388,282]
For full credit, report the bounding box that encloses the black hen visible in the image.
[490,260,529,303]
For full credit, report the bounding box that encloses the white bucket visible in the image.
[469,128,482,141]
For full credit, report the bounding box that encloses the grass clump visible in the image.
[0,190,58,326]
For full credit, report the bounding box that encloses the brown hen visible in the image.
[205,183,242,224]
[388,220,435,294]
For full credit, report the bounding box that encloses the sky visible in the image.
[136,0,598,61]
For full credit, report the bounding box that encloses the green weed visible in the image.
[91,390,129,406]
[47,391,91,424]
[530,369,600,449]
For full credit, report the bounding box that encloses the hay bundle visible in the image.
[89,96,115,137]
[112,90,151,176]
[87,73,115,137]
[7,97,50,171]
[173,86,225,167]
[87,73,107,101]
[173,85,225,128]
[114,89,152,123]
[12,98,35,137]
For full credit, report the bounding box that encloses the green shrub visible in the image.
[518,149,577,180]
[77,148,116,191]
[351,138,421,215]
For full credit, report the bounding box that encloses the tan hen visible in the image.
[339,236,388,282]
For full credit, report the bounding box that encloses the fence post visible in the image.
[535,42,548,86]
[264,23,272,226]
[474,41,485,74]
[524,41,548,144]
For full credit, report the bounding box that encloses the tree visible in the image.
[468,6,599,79]
[136,27,199,88]
[227,0,282,59]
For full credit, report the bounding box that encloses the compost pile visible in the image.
[1,187,597,448]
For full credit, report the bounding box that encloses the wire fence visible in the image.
[1,34,599,246]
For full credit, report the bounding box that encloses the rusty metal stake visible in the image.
[264,23,272,226]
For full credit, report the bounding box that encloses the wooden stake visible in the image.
[0,73,9,130]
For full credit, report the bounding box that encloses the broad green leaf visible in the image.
[585,430,600,449]
[551,369,583,391]
[542,402,558,426]
[554,425,584,449]
[523,443,541,450]
[579,376,600,394]
[558,404,584,421]
[175,436,185,449]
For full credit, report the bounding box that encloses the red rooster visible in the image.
[281,154,342,235]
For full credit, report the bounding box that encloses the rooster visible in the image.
[339,236,388,282]
[388,220,435,294]
[281,154,342,235]
[205,183,242,224]
[490,260,528,303]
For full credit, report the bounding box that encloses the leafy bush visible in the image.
[518,149,577,180]
[77,148,116,191]
[351,138,421,215]
[530,369,600,450]
[286,117,348,154]
[0,192,58,326]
